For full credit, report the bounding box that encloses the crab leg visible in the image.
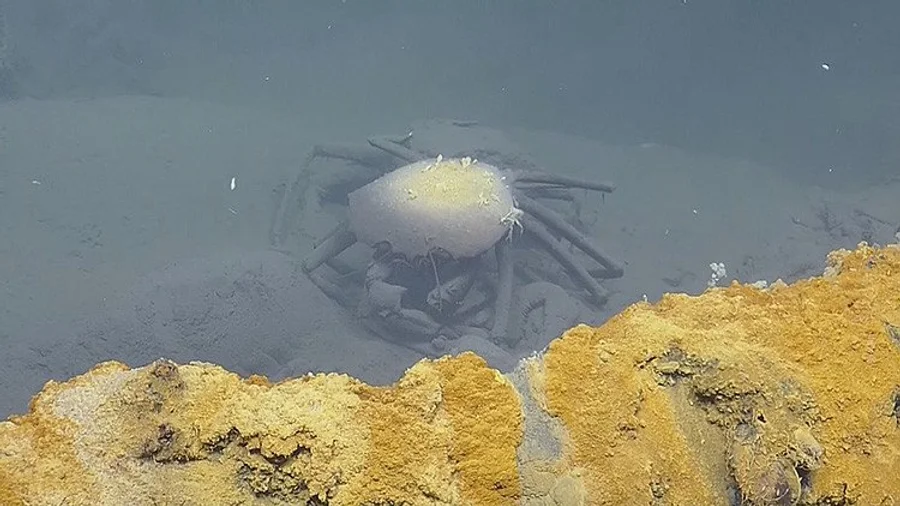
[357,254,451,345]
[270,151,314,249]
[362,306,451,345]
[367,134,421,164]
[302,142,398,167]
[361,257,407,314]
[520,187,577,202]
[517,195,624,279]
[425,257,481,314]
[270,144,392,249]
[301,221,357,273]
[490,239,515,344]
[307,270,356,308]
[427,270,477,315]
[514,170,616,193]
[390,309,445,338]
[522,215,609,306]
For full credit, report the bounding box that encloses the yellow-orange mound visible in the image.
[533,243,900,504]
[2,243,899,505]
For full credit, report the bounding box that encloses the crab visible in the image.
[271,121,624,354]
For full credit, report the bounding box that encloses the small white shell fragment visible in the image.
[230,177,237,190]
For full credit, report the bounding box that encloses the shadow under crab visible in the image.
[272,126,624,355]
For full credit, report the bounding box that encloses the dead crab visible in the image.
[271,122,623,353]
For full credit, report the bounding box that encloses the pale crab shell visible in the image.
[348,157,516,259]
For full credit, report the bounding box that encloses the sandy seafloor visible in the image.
[1,96,897,418]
